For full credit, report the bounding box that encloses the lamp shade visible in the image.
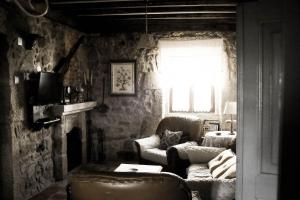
[224,101,237,115]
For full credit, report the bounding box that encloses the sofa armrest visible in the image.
[135,135,160,152]
[170,141,198,160]
[185,178,236,200]
[134,135,160,163]
[166,141,198,177]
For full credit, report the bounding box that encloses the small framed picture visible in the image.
[110,60,136,96]
[203,120,220,134]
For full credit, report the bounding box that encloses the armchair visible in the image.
[67,171,197,200]
[134,116,203,172]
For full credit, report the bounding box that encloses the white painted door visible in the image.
[236,0,283,200]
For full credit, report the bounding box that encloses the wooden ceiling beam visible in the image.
[50,0,237,7]
[103,16,236,20]
[51,4,236,12]
[53,5,236,13]
[77,13,236,19]
[50,0,144,4]
[77,10,236,17]
[50,0,237,5]
[47,0,237,33]
[79,19,236,33]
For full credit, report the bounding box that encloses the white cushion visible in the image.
[185,146,226,163]
[208,149,235,172]
[141,148,167,165]
[212,156,236,178]
[218,163,236,179]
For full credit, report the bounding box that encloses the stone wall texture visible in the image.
[0,3,236,199]
[87,31,236,161]
[0,5,88,200]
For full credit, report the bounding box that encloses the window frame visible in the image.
[169,86,215,113]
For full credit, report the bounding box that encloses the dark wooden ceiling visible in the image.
[47,0,237,33]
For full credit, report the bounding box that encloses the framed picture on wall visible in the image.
[110,60,136,96]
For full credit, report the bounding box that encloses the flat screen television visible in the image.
[28,72,63,105]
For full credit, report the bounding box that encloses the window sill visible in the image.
[164,112,220,119]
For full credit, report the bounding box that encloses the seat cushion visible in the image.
[159,129,183,150]
[187,164,212,179]
[141,148,167,165]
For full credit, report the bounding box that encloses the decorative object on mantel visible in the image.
[63,85,83,104]
[223,101,237,135]
[110,60,136,96]
[97,77,109,113]
[63,86,72,104]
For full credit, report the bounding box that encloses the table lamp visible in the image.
[224,101,237,134]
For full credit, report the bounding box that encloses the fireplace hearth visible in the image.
[52,101,96,180]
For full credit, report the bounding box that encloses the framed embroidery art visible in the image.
[110,61,136,96]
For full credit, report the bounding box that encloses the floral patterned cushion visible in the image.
[159,129,183,150]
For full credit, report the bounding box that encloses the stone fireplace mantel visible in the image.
[53,101,97,116]
[52,101,97,180]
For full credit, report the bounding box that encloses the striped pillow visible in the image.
[208,149,235,172]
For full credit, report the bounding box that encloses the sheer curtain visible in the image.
[159,39,227,114]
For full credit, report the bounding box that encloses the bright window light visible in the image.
[159,39,224,113]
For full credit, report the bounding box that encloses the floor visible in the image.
[29,162,122,200]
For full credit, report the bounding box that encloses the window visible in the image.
[159,39,225,113]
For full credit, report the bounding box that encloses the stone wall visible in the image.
[0,5,88,200]
[87,31,236,161]
[0,3,236,198]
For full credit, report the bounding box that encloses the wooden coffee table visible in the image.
[114,163,163,173]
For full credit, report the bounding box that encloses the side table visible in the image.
[114,163,163,173]
[201,131,236,148]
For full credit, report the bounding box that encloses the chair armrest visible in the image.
[171,141,198,160]
[134,135,160,152]
[166,141,198,177]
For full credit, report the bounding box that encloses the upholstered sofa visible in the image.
[134,116,203,171]
[168,130,237,177]
[178,146,237,200]
[67,171,200,200]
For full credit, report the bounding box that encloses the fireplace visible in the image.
[67,127,82,171]
[52,102,96,180]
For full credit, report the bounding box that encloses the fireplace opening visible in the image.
[67,127,82,171]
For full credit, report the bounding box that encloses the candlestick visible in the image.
[84,72,87,85]
[90,71,93,86]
